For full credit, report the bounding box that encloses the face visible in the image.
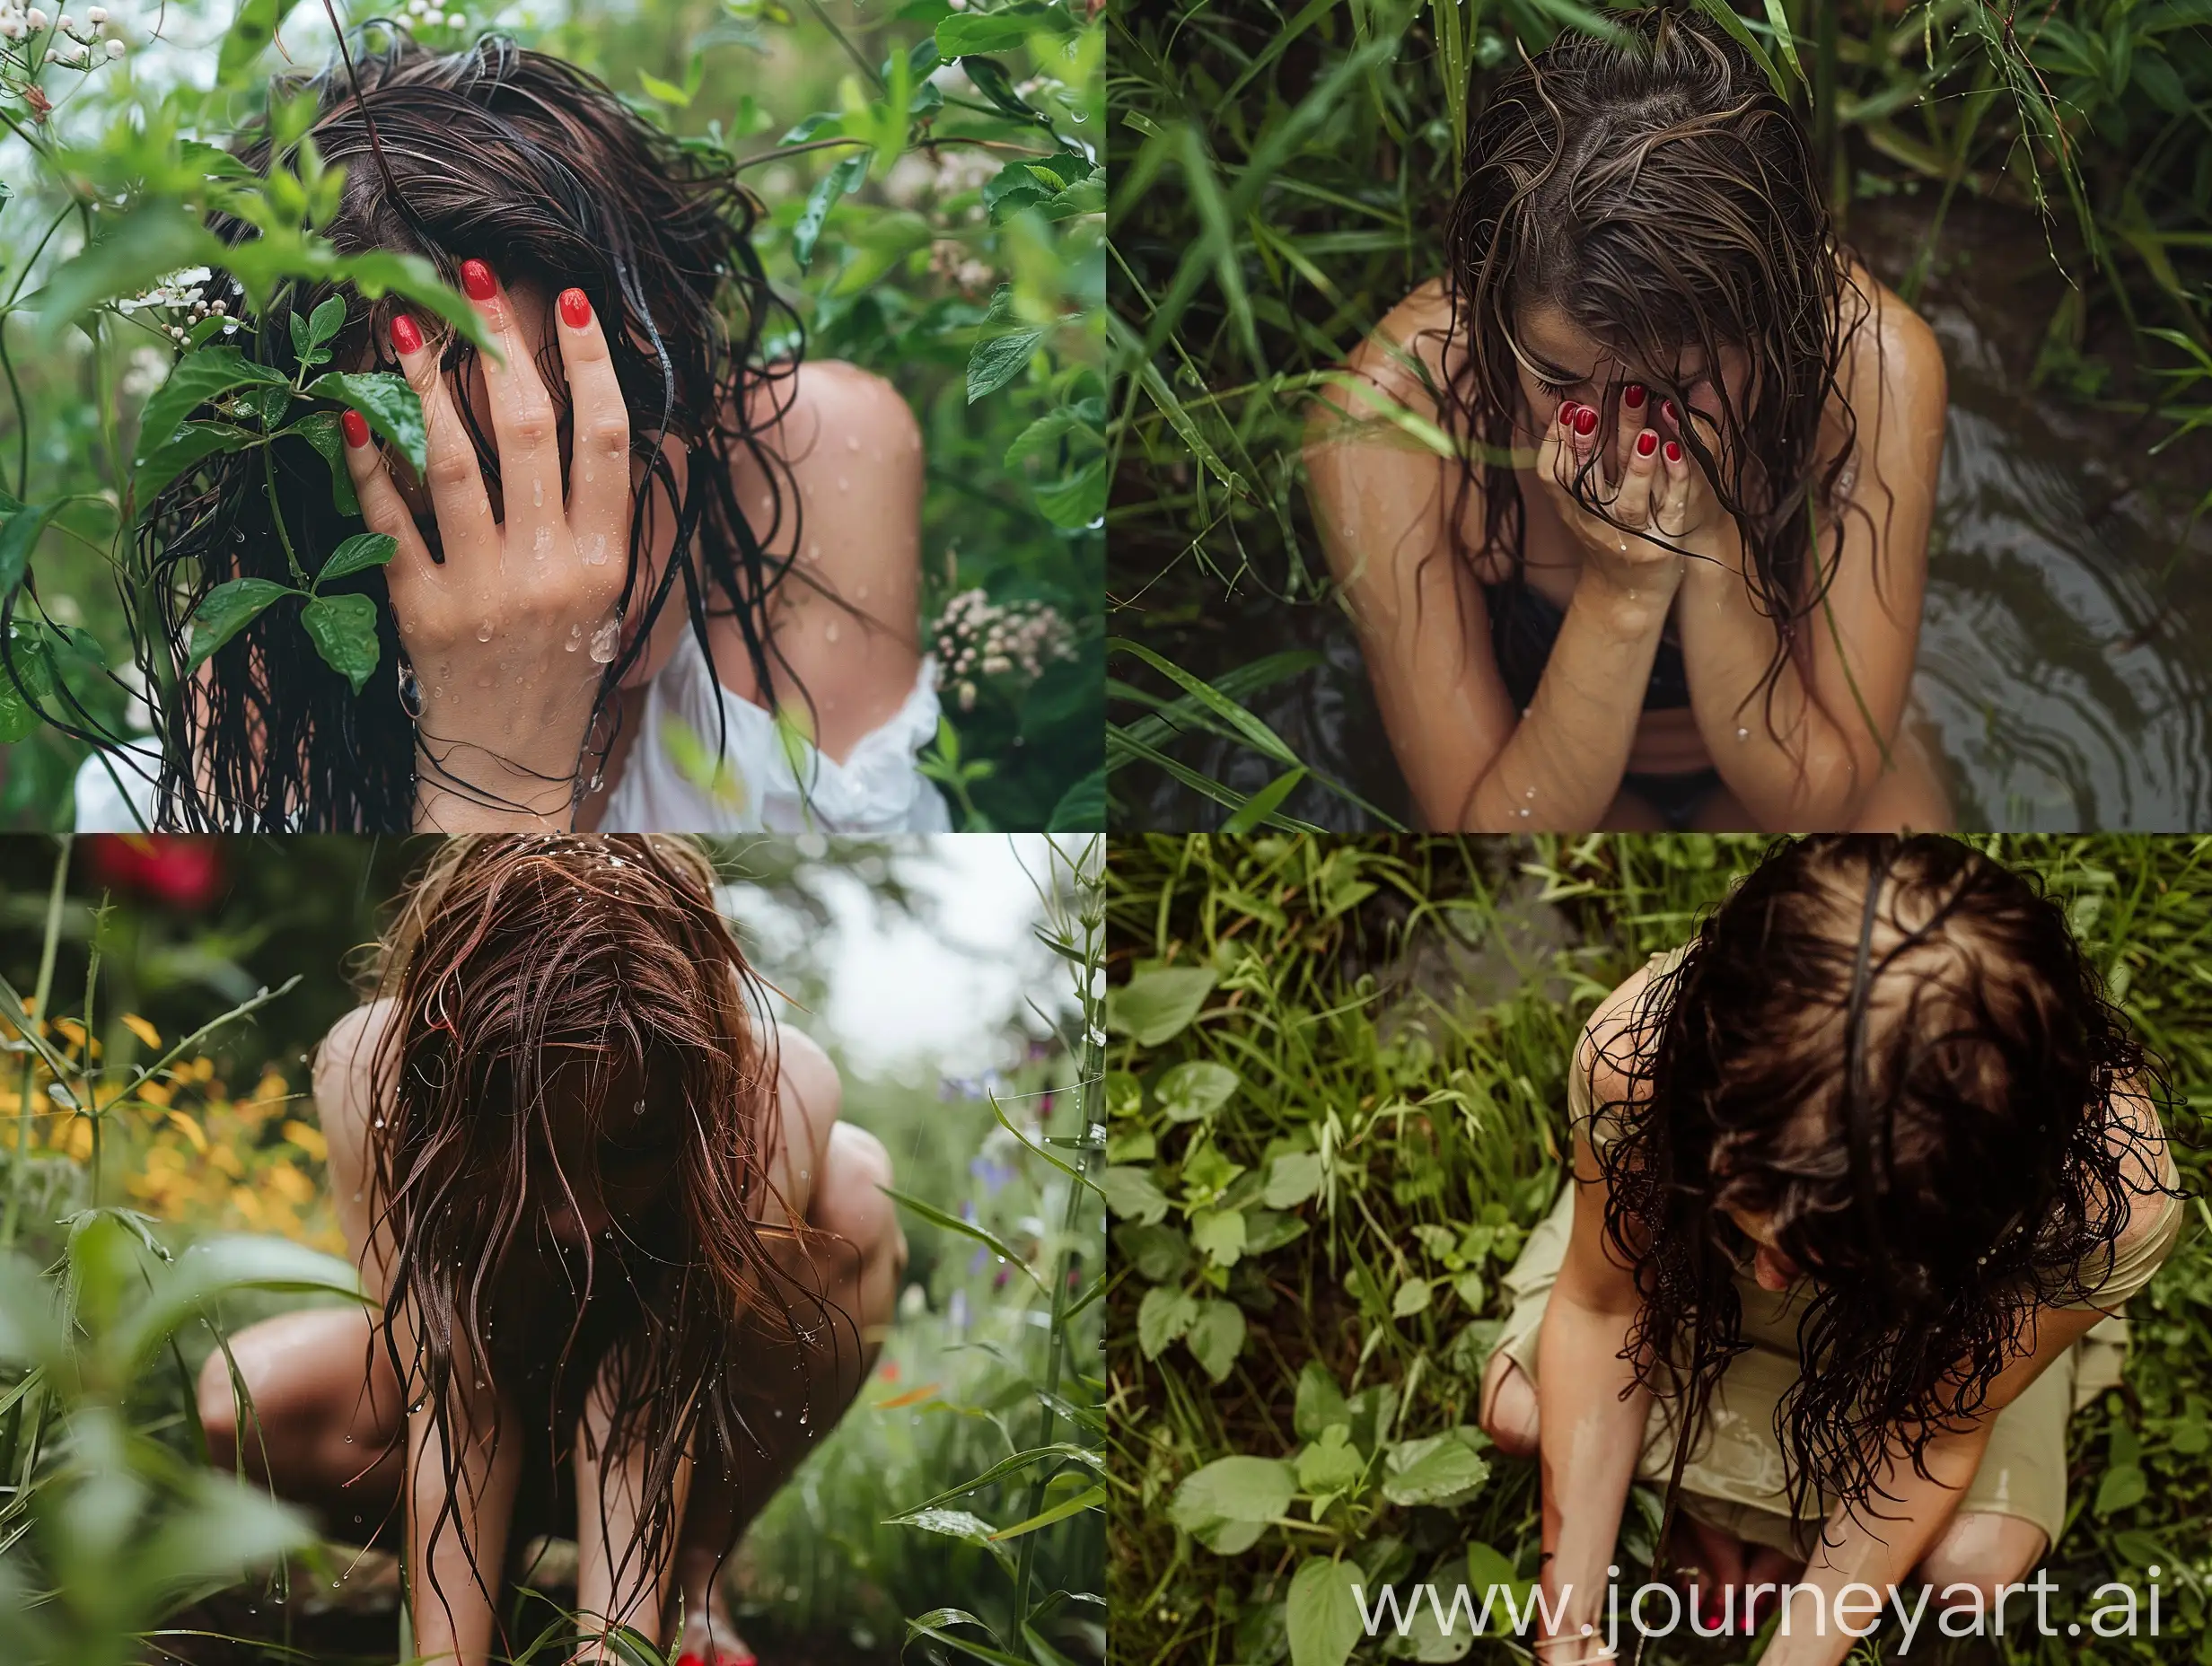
[1719,1203,1804,1293]
[1507,302,1750,472]
[531,1048,682,1247]
[375,282,695,689]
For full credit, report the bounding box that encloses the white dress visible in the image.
[74,630,953,834]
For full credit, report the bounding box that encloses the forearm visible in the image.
[1764,1424,1992,1666]
[573,1372,695,1655]
[1453,573,1676,831]
[406,1382,522,1666]
[413,739,580,831]
[1675,557,1868,829]
[1533,1294,1651,1646]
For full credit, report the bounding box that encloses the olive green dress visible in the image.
[1491,951,2185,1556]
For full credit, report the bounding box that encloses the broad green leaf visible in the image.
[217,0,303,83]
[1463,1544,1533,1636]
[133,423,257,521]
[1168,1454,1295,1556]
[0,500,62,598]
[638,68,693,107]
[1157,1060,1238,1123]
[1032,457,1107,527]
[186,578,294,671]
[1296,1425,1366,1496]
[1286,1557,1366,1666]
[1185,1298,1245,1383]
[306,294,348,349]
[314,532,398,588]
[967,324,1048,404]
[0,624,55,743]
[1047,767,1104,831]
[136,347,291,461]
[1391,1276,1432,1319]
[1137,1285,1198,1359]
[880,1507,1014,1572]
[306,372,427,476]
[292,411,362,518]
[1113,1222,1189,1283]
[1265,1151,1324,1209]
[2096,1463,2148,1516]
[115,1233,362,1375]
[1099,1165,1170,1225]
[936,2,1066,55]
[793,152,869,273]
[1381,1431,1491,1509]
[1294,1361,1350,1442]
[1105,966,1216,1046]
[300,592,382,693]
[1190,1207,1245,1268]
[31,202,223,342]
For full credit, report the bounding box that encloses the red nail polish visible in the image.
[1573,405,1598,436]
[558,287,591,329]
[677,1655,705,1666]
[1663,439,1681,463]
[389,313,423,355]
[1636,428,1657,457]
[1662,398,1678,424]
[341,409,371,448]
[1624,382,1646,408]
[461,259,496,302]
[1558,401,1576,428]
[725,1655,759,1666]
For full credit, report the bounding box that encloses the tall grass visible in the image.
[1104,1,2212,829]
[1104,834,2212,1665]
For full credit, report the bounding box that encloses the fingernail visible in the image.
[1573,406,1598,436]
[558,287,591,329]
[1635,428,1657,457]
[389,313,423,355]
[1624,382,1646,408]
[725,1655,759,1666]
[341,409,371,448]
[1662,398,1678,424]
[1558,401,1576,428]
[676,1655,705,1666]
[461,258,496,302]
[1663,439,1681,463]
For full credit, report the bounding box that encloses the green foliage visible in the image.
[0,0,1102,830]
[1106,833,2212,1664]
[1105,0,2212,828]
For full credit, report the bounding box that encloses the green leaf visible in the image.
[0,625,55,744]
[1099,1166,1170,1225]
[299,592,382,693]
[306,373,427,476]
[1032,457,1107,528]
[935,2,1066,55]
[990,1484,1103,1541]
[1463,1544,1532,1636]
[1689,0,1788,99]
[31,202,224,342]
[1168,1455,1295,1556]
[880,1508,1014,1573]
[1189,1208,1246,1268]
[291,411,362,518]
[2096,1463,2148,1517]
[1046,767,1104,831]
[1391,1276,1432,1319]
[1759,0,1807,87]
[187,578,294,671]
[1157,1060,1238,1123]
[306,294,347,349]
[133,423,258,522]
[1265,1151,1324,1210]
[1105,967,1216,1046]
[882,1184,1047,1293]
[1185,1298,1245,1383]
[0,500,62,599]
[314,532,398,589]
[114,1232,362,1376]
[1223,767,1309,835]
[638,68,693,107]
[1295,1425,1366,1496]
[1286,1558,1366,1666]
[1381,1431,1491,1509]
[136,347,291,461]
[218,0,302,84]
[1137,1285,1198,1360]
[960,54,1047,124]
[1294,1361,1351,1442]
[968,324,1049,404]
[793,152,870,273]
[1113,1222,1190,1283]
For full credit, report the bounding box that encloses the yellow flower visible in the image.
[122,1014,162,1052]
[164,1110,209,1154]
[282,1120,329,1161]
[137,1079,173,1107]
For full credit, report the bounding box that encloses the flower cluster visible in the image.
[0,3,127,58]
[118,265,241,342]
[400,0,469,28]
[882,143,997,226]
[927,237,996,297]
[931,586,1075,712]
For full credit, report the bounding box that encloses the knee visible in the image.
[1479,1353,1540,1459]
[1919,1513,2048,1608]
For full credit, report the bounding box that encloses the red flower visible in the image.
[81,837,225,910]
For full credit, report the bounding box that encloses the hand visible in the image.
[343,259,631,825]
[1532,387,1696,600]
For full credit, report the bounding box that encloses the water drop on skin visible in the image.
[476,619,494,642]
[1736,727,1751,741]
[581,533,610,566]
[825,619,840,644]
[531,478,543,508]
[590,618,620,663]
[532,525,552,557]
[566,622,584,653]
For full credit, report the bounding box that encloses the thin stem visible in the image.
[3,836,72,1251]
[262,439,307,585]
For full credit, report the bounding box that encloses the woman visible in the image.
[1304,9,1951,833]
[76,37,947,834]
[1479,835,2184,1662]
[196,836,908,1666]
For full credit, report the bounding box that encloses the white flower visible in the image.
[86,4,104,21]
[56,12,71,29]
[444,10,462,23]
[103,34,121,54]
[26,7,48,29]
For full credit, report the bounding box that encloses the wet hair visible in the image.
[122,32,803,830]
[1588,835,2184,1568]
[356,835,849,1640]
[1435,7,1875,744]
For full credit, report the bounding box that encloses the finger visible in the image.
[340,408,438,601]
[1613,382,1647,479]
[552,286,629,557]
[1655,436,1692,536]
[1549,402,1582,493]
[459,257,564,532]
[1615,425,1659,529]
[389,310,497,562]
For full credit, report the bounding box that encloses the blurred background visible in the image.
[0,0,1103,831]
[1107,0,2212,832]
[0,831,1103,1665]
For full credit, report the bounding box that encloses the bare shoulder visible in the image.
[745,358,922,472]
[1576,957,1663,1116]
[1319,278,1458,427]
[772,1021,844,1184]
[314,998,397,1146]
[2103,1074,2177,1256]
[1839,264,1947,443]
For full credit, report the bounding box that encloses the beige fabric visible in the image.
[1497,947,2183,1556]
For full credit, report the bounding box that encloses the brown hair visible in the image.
[362,835,839,1636]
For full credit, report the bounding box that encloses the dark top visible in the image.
[1481,579,1691,712]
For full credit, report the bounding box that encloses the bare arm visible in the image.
[1304,289,1681,830]
[1674,283,1944,829]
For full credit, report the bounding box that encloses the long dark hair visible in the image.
[1435,7,1874,737]
[1591,835,2182,1557]
[357,835,852,1639]
[130,33,803,830]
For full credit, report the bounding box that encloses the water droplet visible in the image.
[566,622,584,653]
[825,619,840,644]
[581,533,610,566]
[476,619,494,642]
[1516,807,1531,818]
[344,1434,354,1443]
[1735,726,1751,741]
[531,524,552,557]
[374,1117,386,1128]
[806,541,822,563]
[397,662,423,719]
[590,618,620,662]
[1523,786,1536,799]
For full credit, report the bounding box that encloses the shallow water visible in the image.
[1118,197,2212,831]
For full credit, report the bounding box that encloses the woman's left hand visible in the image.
[1643,395,1745,574]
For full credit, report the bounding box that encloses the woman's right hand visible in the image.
[343,259,632,829]
[1532,387,1691,601]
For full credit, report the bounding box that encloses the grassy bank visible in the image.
[1104,834,2212,1664]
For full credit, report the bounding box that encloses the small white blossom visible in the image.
[86,4,104,21]
[56,12,71,29]
[26,7,48,29]
[103,34,121,54]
